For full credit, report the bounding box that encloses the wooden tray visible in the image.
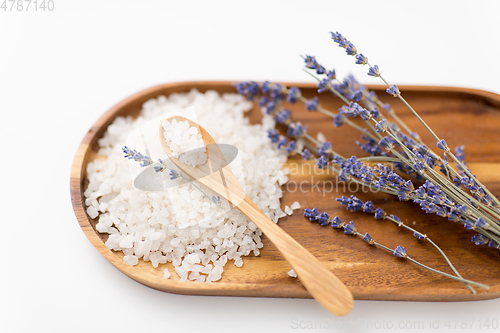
[70,81,500,301]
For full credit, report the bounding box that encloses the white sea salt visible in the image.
[287,269,297,278]
[162,119,207,167]
[85,89,289,282]
[290,201,301,210]
[284,205,293,215]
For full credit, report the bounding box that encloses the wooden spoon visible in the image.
[159,115,354,316]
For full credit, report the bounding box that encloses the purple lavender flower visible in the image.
[471,234,489,246]
[317,141,332,156]
[489,240,500,249]
[330,31,347,46]
[374,207,385,219]
[261,81,271,94]
[154,159,167,173]
[331,216,343,228]
[316,155,329,169]
[169,169,180,180]
[378,136,394,149]
[344,222,357,235]
[264,101,276,114]
[359,108,371,121]
[475,217,490,230]
[333,113,346,127]
[318,212,330,226]
[269,83,286,102]
[287,87,301,104]
[130,151,144,162]
[304,208,320,221]
[336,196,350,205]
[393,245,407,258]
[212,195,221,206]
[140,156,154,167]
[326,69,336,80]
[340,102,363,117]
[362,201,374,213]
[285,141,297,154]
[455,145,466,164]
[306,97,319,111]
[317,78,331,93]
[259,96,269,107]
[330,31,357,55]
[363,233,374,244]
[352,90,364,102]
[234,81,260,100]
[275,109,292,124]
[304,55,326,75]
[345,195,364,212]
[413,232,426,240]
[437,139,448,151]
[368,65,381,77]
[287,122,307,137]
[413,161,425,172]
[376,119,388,133]
[122,146,136,159]
[386,85,400,97]
[277,136,288,149]
[267,129,280,143]
[355,53,368,65]
[302,148,312,160]
[370,107,380,119]
[338,168,350,182]
[345,42,357,56]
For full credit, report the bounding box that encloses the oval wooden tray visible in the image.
[70,81,500,301]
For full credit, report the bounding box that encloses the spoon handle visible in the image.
[237,197,354,316]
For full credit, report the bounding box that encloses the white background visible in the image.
[2,1,500,332]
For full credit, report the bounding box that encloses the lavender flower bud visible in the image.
[363,233,374,244]
[302,148,312,160]
[386,85,400,97]
[437,139,448,151]
[355,53,368,65]
[393,245,407,258]
[343,222,357,235]
[306,97,319,111]
[331,216,343,228]
[368,65,381,77]
[287,87,301,104]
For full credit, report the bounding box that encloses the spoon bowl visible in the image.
[160,115,354,316]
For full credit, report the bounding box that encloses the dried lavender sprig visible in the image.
[303,53,491,209]
[252,79,500,245]
[337,195,476,294]
[304,210,489,291]
[122,146,222,208]
[331,32,500,211]
[287,132,499,271]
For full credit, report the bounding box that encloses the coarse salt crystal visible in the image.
[290,201,301,210]
[288,269,297,278]
[123,255,139,266]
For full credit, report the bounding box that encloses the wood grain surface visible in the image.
[70,81,500,301]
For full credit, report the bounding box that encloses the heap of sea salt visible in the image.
[85,89,290,283]
[162,119,207,167]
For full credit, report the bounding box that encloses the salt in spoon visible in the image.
[159,115,354,316]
